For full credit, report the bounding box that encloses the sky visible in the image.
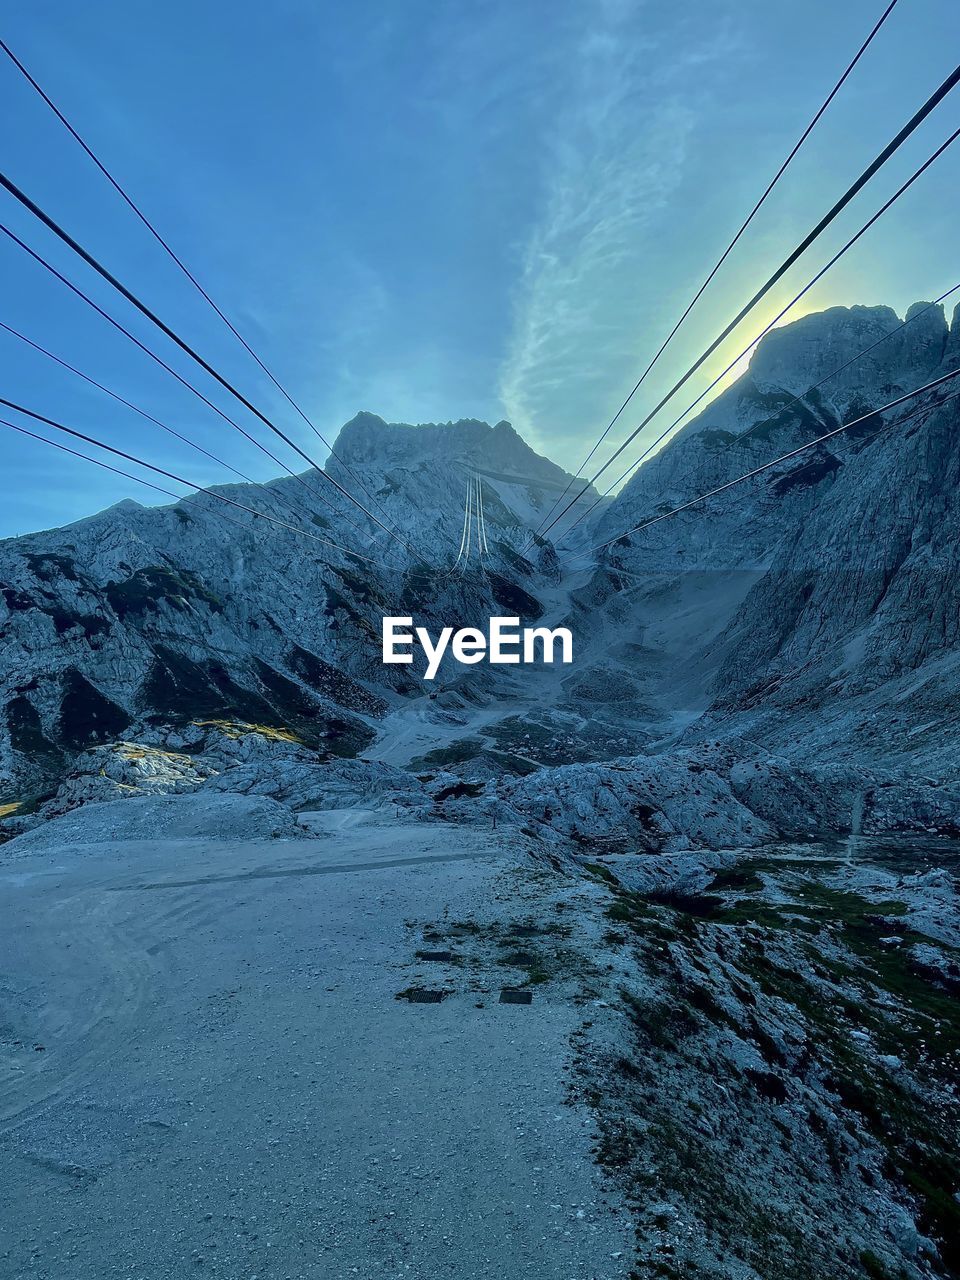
[0,0,958,536]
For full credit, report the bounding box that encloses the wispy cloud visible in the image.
[498,4,727,468]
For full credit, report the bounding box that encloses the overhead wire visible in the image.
[456,480,471,564]
[555,131,960,544]
[463,478,473,566]
[530,59,960,546]
[569,368,960,562]
[0,169,424,560]
[0,315,369,539]
[588,283,960,508]
[560,383,960,602]
[0,417,267,540]
[525,0,903,547]
[0,36,399,533]
[0,219,379,546]
[477,476,490,557]
[0,398,380,564]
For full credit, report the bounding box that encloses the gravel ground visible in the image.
[0,810,631,1279]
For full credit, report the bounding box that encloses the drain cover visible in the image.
[416,949,454,962]
[399,988,447,1004]
[499,988,533,1005]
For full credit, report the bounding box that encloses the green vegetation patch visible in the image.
[25,552,80,582]
[105,566,224,620]
[707,867,765,893]
[285,644,388,717]
[410,737,486,769]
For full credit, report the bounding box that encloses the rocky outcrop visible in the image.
[0,416,586,796]
[3,792,304,854]
[3,300,960,829]
[500,750,960,851]
[576,301,960,774]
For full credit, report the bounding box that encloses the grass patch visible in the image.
[192,718,304,745]
[707,867,765,893]
[410,738,485,769]
[584,861,620,886]
[105,565,224,620]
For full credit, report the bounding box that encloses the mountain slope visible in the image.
[0,417,584,795]
[3,301,960,805]
[572,300,960,770]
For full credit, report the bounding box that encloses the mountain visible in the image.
[6,303,960,1280]
[572,300,960,772]
[1,301,959,829]
[0,415,594,797]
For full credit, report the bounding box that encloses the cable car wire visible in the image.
[0,399,380,563]
[0,219,378,544]
[584,283,960,508]
[525,0,903,545]
[531,59,960,545]
[571,368,960,561]
[556,131,960,543]
[0,168,423,559]
[0,315,370,540]
[0,36,398,533]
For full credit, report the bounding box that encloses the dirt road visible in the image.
[0,812,631,1278]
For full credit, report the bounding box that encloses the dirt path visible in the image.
[0,815,631,1278]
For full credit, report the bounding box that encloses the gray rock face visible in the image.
[3,300,960,845]
[0,417,585,795]
[577,300,960,774]
[3,792,304,854]
[499,750,960,851]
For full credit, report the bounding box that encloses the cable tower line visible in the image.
[526,0,902,545]
[0,220,375,544]
[463,480,474,565]
[0,316,364,538]
[0,418,275,539]
[0,399,379,563]
[0,169,422,559]
[532,60,960,545]
[584,284,960,509]
[454,479,472,566]
[476,476,490,556]
[0,36,399,532]
[556,132,960,543]
[573,369,960,560]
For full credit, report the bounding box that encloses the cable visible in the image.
[453,479,471,566]
[0,397,379,563]
[477,476,490,556]
[0,36,398,533]
[0,417,264,539]
[574,368,960,559]
[561,386,960,595]
[0,315,365,539]
[533,60,960,544]
[0,169,423,559]
[557,132,960,542]
[597,283,960,501]
[0,220,376,544]
[463,479,474,565]
[525,0,902,546]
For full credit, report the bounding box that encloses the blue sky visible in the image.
[0,0,958,536]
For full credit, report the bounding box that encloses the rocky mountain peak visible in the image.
[745,301,948,404]
[329,412,577,486]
